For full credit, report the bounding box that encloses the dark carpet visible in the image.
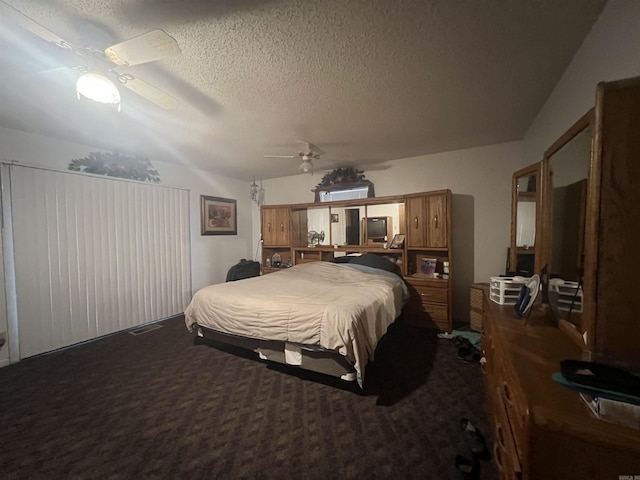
[0,315,497,480]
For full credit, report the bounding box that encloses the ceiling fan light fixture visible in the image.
[299,159,313,174]
[76,73,121,111]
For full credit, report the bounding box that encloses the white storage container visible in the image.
[490,276,530,305]
[550,280,583,313]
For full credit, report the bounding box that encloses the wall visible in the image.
[0,127,255,294]
[522,0,640,162]
[257,141,526,324]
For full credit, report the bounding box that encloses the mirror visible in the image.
[329,206,365,246]
[542,110,593,339]
[509,163,541,276]
[314,181,374,202]
[365,203,404,246]
[306,207,330,245]
[308,202,404,247]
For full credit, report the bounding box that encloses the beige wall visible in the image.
[523,0,640,163]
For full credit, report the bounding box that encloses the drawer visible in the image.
[408,284,448,303]
[500,380,526,462]
[492,387,522,480]
[407,301,448,321]
[423,302,448,321]
[405,302,450,330]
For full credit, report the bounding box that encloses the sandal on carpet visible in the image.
[460,418,489,458]
[453,336,472,348]
[457,346,472,359]
[455,453,479,479]
[462,350,481,364]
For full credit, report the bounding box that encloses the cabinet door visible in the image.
[406,196,427,247]
[426,194,448,248]
[261,207,290,246]
[273,208,290,245]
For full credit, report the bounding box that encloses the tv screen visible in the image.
[367,217,387,241]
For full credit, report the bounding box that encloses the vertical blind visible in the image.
[7,164,191,358]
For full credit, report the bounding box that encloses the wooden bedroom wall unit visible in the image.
[260,205,292,274]
[403,190,452,332]
[482,291,640,479]
[260,189,453,332]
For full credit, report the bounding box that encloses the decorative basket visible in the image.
[470,283,488,332]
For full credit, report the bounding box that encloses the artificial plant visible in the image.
[68,151,160,183]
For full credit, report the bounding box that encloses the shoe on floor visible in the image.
[460,417,490,459]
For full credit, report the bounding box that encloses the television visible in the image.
[366,216,389,243]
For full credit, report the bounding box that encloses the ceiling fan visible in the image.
[264,141,325,175]
[0,0,181,110]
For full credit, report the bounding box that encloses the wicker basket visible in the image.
[470,283,488,332]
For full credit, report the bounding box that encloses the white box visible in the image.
[550,280,583,313]
[580,393,640,429]
[489,276,530,305]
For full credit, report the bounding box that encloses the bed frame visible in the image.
[195,325,358,383]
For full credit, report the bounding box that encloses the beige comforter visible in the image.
[184,261,405,383]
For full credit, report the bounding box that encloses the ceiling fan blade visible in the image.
[0,1,72,49]
[264,155,297,158]
[3,65,72,81]
[297,140,325,155]
[105,29,180,66]
[117,74,178,110]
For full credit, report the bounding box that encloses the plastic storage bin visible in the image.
[490,276,530,305]
[550,280,583,313]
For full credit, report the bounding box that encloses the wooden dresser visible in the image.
[482,290,640,480]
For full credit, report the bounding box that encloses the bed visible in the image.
[184,255,409,387]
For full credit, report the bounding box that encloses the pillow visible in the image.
[332,255,359,264]
[343,253,401,275]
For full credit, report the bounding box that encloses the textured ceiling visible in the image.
[0,0,606,180]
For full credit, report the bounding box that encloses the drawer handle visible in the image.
[493,443,504,471]
[502,382,515,407]
[414,216,419,229]
[267,222,272,232]
[280,222,284,232]
[496,424,506,449]
[434,214,438,228]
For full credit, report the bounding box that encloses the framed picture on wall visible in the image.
[201,195,237,235]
